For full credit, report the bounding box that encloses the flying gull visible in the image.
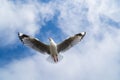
[18,32,86,63]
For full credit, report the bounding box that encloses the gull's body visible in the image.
[18,32,86,63]
[49,38,58,62]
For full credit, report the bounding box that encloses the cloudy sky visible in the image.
[0,0,120,80]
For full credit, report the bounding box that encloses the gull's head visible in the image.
[48,38,53,42]
[48,38,56,44]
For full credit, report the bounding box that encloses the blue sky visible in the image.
[0,0,120,80]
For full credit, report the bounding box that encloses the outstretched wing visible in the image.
[57,32,86,53]
[18,32,50,54]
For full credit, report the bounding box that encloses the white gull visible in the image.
[18,32,86,63]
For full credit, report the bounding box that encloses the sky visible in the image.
[0,0,120,80]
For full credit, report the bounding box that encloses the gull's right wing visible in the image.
[57,32,86,53]
[18,32,50,54]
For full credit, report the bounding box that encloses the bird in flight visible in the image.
[18,32,86,63]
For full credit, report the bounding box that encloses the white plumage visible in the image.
[18,32,86,63]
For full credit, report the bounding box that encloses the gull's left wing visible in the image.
[57,32,86,53]
[18,32,50,54]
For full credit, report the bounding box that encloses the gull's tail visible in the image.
[47,54,63,63]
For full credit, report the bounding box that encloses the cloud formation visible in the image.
[0,0,56,46]
[0,0,120,80]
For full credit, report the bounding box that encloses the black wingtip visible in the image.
[18,32,29,43]
[18,32,20,36]
[18,32,29,38]
[18,32,23,36]
[81,32,86,39]
[76,32,86,36]
[18,32,23,42]
[83,32,86,36]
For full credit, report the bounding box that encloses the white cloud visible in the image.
[0,0,120,80]
[56,0,120,80]
[0,0,56,46]
[0,0,38,46]
[0,56,40,80]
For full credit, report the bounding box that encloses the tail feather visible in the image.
[47,54,63,63]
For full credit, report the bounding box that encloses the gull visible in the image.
[18,32,86,63]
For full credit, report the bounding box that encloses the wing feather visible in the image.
[18,32,50,54]
[57,32,86,53]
